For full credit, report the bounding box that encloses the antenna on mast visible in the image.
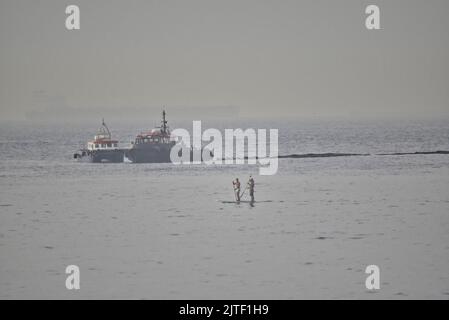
[161,108,168,134]
[100,118,111,138]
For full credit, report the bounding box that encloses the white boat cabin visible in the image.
[87,120,119,151]
[87,140,119,151]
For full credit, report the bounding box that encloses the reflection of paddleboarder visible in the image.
[247,176,255,202]
[232,178,241,202]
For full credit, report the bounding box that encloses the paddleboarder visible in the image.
[232,178,241,202]
[247,176,255,202]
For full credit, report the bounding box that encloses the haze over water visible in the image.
[1,118,448,299]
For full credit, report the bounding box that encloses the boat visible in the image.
[73,120,124,163]
[125,110,176,163]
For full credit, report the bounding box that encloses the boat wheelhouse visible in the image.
[133,128,173,146]
[87,122,120,151]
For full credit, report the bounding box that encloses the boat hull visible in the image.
[125,144,214,164]
[125,144,173,163]
[75,149,124,163]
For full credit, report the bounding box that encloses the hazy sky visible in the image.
[1,0,448,120]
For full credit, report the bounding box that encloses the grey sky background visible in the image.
[0,0,448,121]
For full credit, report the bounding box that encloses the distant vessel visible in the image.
[125,110,176,163]
[74,120,124,163]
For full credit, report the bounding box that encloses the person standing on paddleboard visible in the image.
[248,176,255,203]
[233,178,241,202]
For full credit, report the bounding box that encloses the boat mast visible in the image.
[161,109,168,134]
[101,118,111,139]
